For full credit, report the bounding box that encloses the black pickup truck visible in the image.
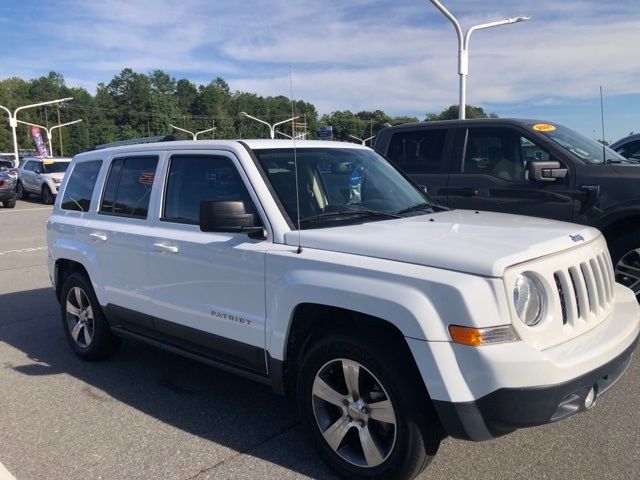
[374,118,640,297]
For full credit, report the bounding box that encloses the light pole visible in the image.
[169,124,217,140]
[239,112,299,139]
[349,134,376,146]
[429,1,529,119]
[16,119,82,157]
[0,97,73,164]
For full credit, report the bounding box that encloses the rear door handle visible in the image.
[89,232,108,242]
[153,242,179,254]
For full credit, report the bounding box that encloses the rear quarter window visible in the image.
[61,160,103,212]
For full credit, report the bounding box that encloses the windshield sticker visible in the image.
[532,123,556,132]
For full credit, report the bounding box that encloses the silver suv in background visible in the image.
[16,157,71,204]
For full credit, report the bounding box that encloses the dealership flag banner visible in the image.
[31,125,48,157]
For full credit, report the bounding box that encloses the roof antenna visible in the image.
[599,86,606,162]
[290,65,303,254]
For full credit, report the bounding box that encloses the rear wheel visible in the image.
[610,230,640,299]
[60,273,121,360]
[297,333,441,480]
[42,185,54,205]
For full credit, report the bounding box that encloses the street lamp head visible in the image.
[510,16,531,24]
[239,112,248,117]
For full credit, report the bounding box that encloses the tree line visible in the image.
[0,70,494,157]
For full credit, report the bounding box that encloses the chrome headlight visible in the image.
[513,273,545,326]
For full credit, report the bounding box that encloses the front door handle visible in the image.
[153,242,179,254]
[89,232,108,242]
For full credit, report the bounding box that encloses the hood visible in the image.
[284,210,599,277]
[42,172,66,181]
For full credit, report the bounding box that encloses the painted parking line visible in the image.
[0,461,16,480]
[0,246,47,256]
[0,207,52,213]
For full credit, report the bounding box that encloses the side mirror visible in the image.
[199,200,265,238]
[527,161,568,182]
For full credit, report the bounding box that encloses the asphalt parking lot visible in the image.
[0,199,639,480]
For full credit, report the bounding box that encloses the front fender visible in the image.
[265,246,509,361]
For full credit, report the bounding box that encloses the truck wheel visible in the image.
[16,181,29,200]
[42,185,54,205]
[3,197,16,208]
[610,230,640,299]
[297,333,441,480]
[60,273,121,360]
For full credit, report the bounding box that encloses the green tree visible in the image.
[426,104,497,121]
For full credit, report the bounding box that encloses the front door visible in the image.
[146,152,269,373]
[447,127,574,221]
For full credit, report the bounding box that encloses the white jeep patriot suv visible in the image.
[47,139,639,480]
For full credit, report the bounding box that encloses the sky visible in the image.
[0,0,638,142]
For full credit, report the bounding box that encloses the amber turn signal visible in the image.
[448,325,518,347]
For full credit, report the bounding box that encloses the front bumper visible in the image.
[432,334,637,440]
[408,283,640,441]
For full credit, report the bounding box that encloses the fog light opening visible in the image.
[584,386,597,410]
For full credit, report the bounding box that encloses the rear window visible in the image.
[385,129,447,173]
[100,156,158,218]
[61,160,103,212]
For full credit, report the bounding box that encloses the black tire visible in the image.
[3,196,16,208]
[609,229,640,299]
[42,185,54,205]
[297,333,441,480]
[16,181,29,199]
[60,273,121,360]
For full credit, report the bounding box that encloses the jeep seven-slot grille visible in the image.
[553,251,615,326]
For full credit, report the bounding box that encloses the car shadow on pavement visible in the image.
[0,287,337,479]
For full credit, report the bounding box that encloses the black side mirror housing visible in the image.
[199,200,265,238]
[527,161,568,182]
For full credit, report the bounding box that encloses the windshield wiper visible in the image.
[300,209,402,224]
[605,158,639,164]
[395,202,444,215]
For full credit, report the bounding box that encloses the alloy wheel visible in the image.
[312,358,397,468]
[65,286,95,348]
[615,249,640,297]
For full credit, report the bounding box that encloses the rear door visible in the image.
[21,161,37,192]
[381,127,453,205]
[90,154,161,318]
[446,126,575,221]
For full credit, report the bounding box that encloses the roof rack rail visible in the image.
[94,134,179,150]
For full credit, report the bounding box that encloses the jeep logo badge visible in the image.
[570,234,585,242]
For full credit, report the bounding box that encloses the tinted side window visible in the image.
[163,155,253,224]
[23,161,35,172]
[464,128,548,182]
[617,140,640,160]
[100,156,158,218]
[61,160,103,212]
[386,129,447,173]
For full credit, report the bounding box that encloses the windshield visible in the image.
[527,122,627,164]
[0,160,14,169]
[252,148,435,229]
[42,162,70,173]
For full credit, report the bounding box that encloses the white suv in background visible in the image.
[17,156,71,204]
[47,140,639,480]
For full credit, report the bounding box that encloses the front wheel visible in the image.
[42,185,54,205]
[3,196,16,208]
[297,334,441,480]
[610,230,640,300]
[16,181,29,200]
